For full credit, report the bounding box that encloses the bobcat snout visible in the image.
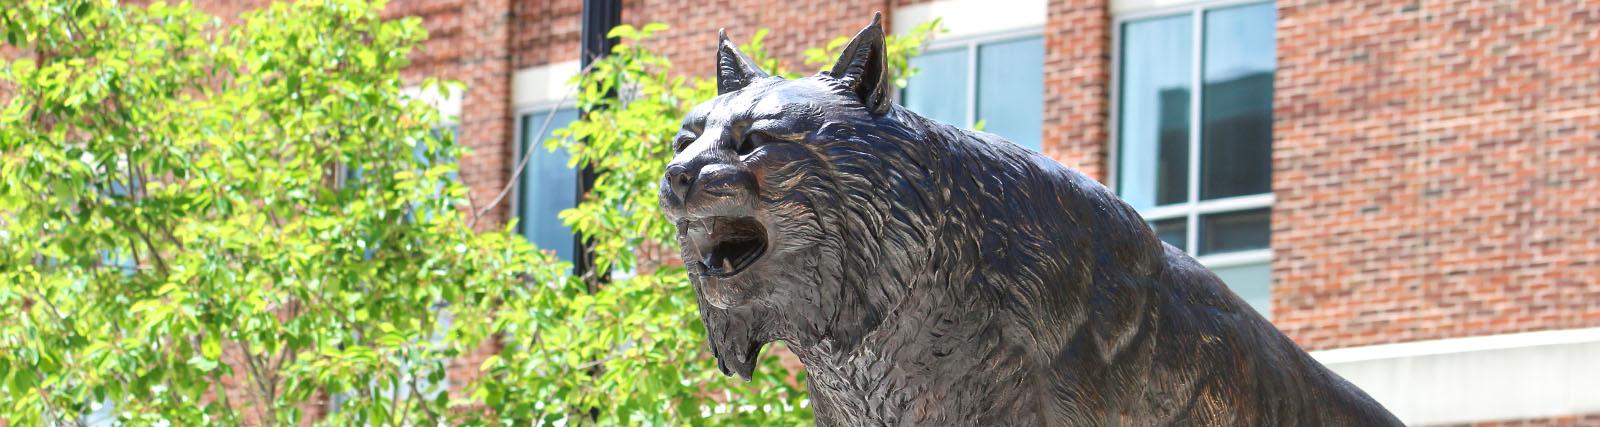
[661,142,757,219]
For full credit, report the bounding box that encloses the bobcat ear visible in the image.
[717,28,769,95]
[828,12,891,115]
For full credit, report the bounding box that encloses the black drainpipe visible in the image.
[576,0,621,293]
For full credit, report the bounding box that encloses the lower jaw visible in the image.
[699,281,747,309]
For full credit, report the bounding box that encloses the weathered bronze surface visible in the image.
[659,13,1401,425]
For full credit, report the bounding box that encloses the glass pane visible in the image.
[1150,218,1187,250]
[1200,3,1276,200]
[1212,262,1272,319]
[1199,208,1270,254]
[519,108,581,261]
[977,36,1044,151]
[902,48,969,128]
[1117,15,1193,210]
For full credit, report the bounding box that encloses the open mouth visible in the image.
[682,216,768,278]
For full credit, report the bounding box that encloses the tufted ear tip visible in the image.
[827,13,893,115]
[715,28,770,95]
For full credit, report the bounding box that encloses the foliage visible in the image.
[0,0,935,425]
[0,0,541,424]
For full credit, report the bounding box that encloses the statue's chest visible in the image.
[804,357,924,425]
[801,349,1039,426]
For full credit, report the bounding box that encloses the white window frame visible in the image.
[916,27,1046,130]
[509,100,580,233]
[1108,0,1276,269]
[509,59,581,245]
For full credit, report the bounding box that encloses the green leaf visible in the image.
[188,356,219,372]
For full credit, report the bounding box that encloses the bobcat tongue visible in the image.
[693,216,766,276]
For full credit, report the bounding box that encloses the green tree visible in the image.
[0,0,938,424]
[0,0,541,424]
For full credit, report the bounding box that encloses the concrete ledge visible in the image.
[512,60,580,108]
[1313,327,1600,425]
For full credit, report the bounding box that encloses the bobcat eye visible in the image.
[737,132,771,156]
[673,134,695,153]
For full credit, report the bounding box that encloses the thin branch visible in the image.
[468,62,597,229]
[233,329,277,426]
[408,368,443,426]
[387,357,402,427]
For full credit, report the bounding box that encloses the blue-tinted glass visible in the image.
[1199,208,1270,255]
[902,48,969,128]
[1118,15,1193,210]
[977,36,1044,151]
[518,108,581,261]
[1212,262,1272,319]
[1150,218,1187,250]
[1201,3,1275,200]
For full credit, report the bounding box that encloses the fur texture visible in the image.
[659,15,1401,426]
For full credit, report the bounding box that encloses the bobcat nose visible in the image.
[662,158,755,210]
[666,163,695,205]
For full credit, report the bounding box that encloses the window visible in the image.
[1115,2,1276,317]
[514,106,581,261]
[902,33,1045,151]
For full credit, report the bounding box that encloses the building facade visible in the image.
[181,0,1599,424]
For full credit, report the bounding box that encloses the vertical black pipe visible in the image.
[577,1,621,422]
[576,0,621,291]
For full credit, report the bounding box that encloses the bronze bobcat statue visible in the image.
[659,13,1401,426]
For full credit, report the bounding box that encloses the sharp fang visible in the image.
[722,257,734,273]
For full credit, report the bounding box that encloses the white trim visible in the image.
[508,102,578,226]
[512,60,581,108]
[892,0,1047,40]
[1313,327,1600,425]
[1183,9,1203,254]
[924,27,1045,51]
[1312,326,1600,365]
[508,60,583,229]
[1112,0,1270,18]
[400,85,463,124]
[1141,193,1274,220]
[1194,248,1270,268]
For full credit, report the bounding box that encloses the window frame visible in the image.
[914,26,1046,131]
[510,100,580,243]
[1108,0,1276,270]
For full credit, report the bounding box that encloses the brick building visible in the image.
[181,0,1598,425]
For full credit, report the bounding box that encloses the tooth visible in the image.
[723,257,734,272]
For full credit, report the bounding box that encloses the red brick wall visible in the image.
[511,0,584,68]
[1272,0,1600,351]
[634,0,892,77]
[1041,0,1113,180]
